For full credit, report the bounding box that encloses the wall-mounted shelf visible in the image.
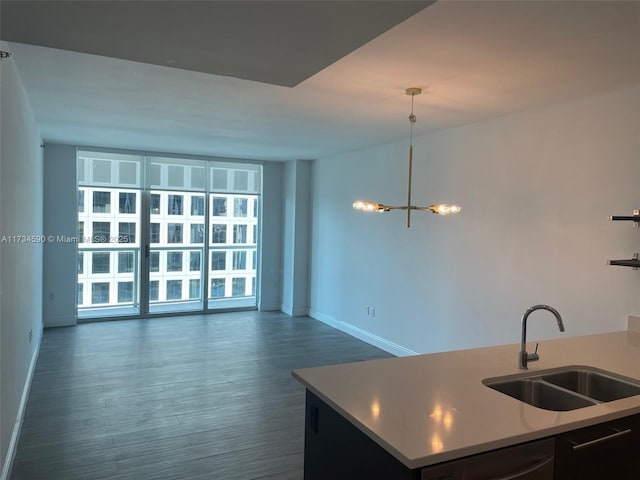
[609,209,640,225]
[609,255,640,269]
[609,210,640,270]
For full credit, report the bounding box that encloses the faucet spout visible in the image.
[519,304,565,369]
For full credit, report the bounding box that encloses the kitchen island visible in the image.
[292,331,640,478]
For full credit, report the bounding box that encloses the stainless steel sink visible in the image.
[542,369,640,402]
[487,378,597,411]
[484,366,640,411]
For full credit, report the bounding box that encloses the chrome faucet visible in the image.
[519,304,565,369]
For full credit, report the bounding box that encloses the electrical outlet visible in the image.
[28,328,33,343]
[370,307,375,317]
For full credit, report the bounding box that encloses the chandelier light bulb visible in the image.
[430,204,461,215]
[353,200,382,212]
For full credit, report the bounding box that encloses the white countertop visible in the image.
[292,331,640,469]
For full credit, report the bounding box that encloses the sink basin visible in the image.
[484,366,640,411]
[488,378,597,411]
[542,369,640,402]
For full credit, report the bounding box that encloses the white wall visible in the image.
[259,160,284,311]
[310,84,640,355]
[281,160,311,316]
[42,144,77,327]
[0,51,43,477]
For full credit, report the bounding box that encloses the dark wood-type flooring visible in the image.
[10,311,392,480]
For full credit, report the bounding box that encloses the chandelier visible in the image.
[353,88,460,228]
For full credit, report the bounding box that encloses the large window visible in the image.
[77,151,261,317]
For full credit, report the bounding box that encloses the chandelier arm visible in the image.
[382,205,409,211]
[414,206,438,213]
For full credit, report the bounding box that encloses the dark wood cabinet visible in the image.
[554,414,640,479]
[304,389,640,480]
[420,438,554,480]
[304,390,417,480]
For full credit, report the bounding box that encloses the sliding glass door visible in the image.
[146,156,207,314]
[76,150,261,319]
[207,162,260,309]
[77,151,143,318]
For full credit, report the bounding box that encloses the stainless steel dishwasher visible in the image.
[421,438,554,480]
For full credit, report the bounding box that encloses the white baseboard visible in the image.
[309,309,418,357]
[1,328,41,480]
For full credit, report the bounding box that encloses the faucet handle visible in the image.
[527,343,540,362]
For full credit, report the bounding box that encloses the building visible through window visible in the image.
[191,196,205,216]
[166,280,182,300]
[119,192,136,214]
[93,191,111,213]
[91,283,110,304]
[212,196,227,216]
[212,224,226,243]
[168,195,183,215]
[167,252,183,272]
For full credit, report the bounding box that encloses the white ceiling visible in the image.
[3,0,640,161]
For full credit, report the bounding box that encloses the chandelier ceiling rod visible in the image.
[406,87,420,227]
